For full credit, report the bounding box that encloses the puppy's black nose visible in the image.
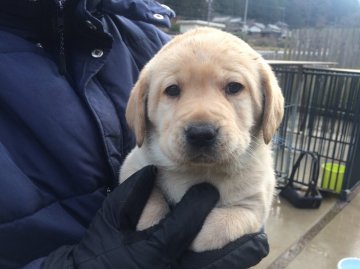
[185,123,218,147]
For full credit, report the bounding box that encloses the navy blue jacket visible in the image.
[0,1,270,268]
[0,0,173,267]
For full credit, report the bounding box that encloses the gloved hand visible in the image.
[43,165,220,268]
[43,165,269,269]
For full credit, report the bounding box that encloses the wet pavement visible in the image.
[255,189,360,269]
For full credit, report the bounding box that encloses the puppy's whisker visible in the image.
[249,135,262,147]
[245,146,262,163]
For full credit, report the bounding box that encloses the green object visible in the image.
[322,163,345,193]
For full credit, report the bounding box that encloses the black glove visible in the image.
[43,165,269,269]
[43,165,220,268]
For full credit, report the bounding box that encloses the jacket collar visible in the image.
[0,0,174,73]
[0,0,175,34]
[100,0,175,28]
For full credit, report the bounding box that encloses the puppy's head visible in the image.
[126,27,284,165]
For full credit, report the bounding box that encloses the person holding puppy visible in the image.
[0,0,269,268]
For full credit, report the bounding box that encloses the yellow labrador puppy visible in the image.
[119,27,284,252]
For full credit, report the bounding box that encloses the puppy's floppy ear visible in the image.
[126,69,149,147]
[260,62,284,144]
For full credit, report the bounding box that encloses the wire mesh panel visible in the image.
[271,64,360,198]
[271,65,301,185]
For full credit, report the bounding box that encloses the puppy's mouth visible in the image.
[186,150,219,164]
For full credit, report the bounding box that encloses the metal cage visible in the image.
[270,62,360,200]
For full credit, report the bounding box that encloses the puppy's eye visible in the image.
[164,84,181,97]
[225,82,244,95]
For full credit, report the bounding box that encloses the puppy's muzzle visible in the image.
[185,123,218,148]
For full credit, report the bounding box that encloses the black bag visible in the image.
[279,151,322,209]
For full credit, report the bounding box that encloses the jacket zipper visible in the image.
[106,187,112,196]
[57,0,67,74]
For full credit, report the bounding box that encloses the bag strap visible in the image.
[288,152,320,196]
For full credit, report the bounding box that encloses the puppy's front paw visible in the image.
[191,224,229,252]
[190,207,261,252]
[190,216,233,251]
[137,187,169,230]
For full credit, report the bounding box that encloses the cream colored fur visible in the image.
[119,27,284,252]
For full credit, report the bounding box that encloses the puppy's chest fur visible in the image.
[157,164,267,208]
[121,142,274,211]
